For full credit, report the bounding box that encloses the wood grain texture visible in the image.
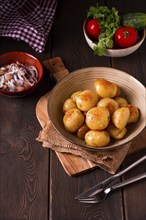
[0,37,51,220]
[49,0,146,220]
[109,1,146,220]
[0,0,146,220]
[0,94,49,220]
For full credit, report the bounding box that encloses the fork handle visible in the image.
[101,155,146,190]
[115,155,146,178]
[111,172,146,191]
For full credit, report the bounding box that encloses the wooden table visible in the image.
[0,0,146,219]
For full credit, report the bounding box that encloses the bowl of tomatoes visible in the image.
[83,5,146,57]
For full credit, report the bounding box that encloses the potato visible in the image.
[71,91,82,102]
[86,106,110,130]
[75,89,99,111]
[63,108,84,133]
[107,123,127,139]
[94,79,118,98]
[97,97,119,114]
[62,78,140,148]
[127,104,140,123]
[114,97,128,107]
[77,124,90,139]
[112,107,130,129]
[63,98,77,113]
[85,130,110,147]
[115,85,121,97]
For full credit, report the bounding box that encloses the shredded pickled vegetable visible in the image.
[0,61,38,92]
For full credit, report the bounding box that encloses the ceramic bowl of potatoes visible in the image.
[48,67,146,151]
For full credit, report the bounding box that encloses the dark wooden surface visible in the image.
[0,0,146,220]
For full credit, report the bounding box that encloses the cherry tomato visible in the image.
[114,27,137,48]
[86,18,101,39]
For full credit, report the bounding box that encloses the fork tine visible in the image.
[79,199,98,204]
[75,188,103,200]
[75,180,111,200]
[77,172,146,204]
[78,197,96,201]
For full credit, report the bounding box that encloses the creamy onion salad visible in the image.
[0,61,38,92]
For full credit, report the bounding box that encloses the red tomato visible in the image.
[86,18,101,39]
[114,27,137,48]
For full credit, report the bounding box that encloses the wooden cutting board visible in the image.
[36,91,146,176]
[36,92,97,176]
[36,57,146,176]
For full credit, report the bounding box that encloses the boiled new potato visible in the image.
[63,108,84,133]
[85,130,110,147]
[107,123,127,139]
[86,106,110,130]
[75,89,99,111]
[62,78,140,148]
[63,98,77,113]
[127,104,140,123]
[94,79,118,98]
[115,85,121,97]
[77,124,90,139]
[114,97,128,107]
[71,91,82,102]
[97,97,119,114]
[112,107,130,129]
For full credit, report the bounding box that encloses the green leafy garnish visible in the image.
[87,4,121,56]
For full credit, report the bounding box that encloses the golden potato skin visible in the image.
[97,97,119,114]
[127,104,140,123]
[94,79,118,98]
[71,91,82,102]
[114,97,128,107]
[107,123,127,139]
[115,85,121,97]
[85,130,110,147]
[63,108,84,133]
[75,89,99,111]
[86,106,110,130]
[112,107,130,129]
[63,98,77,113]
[62,78,140,148]
[77,124,90,139]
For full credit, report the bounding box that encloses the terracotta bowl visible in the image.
[48,67,146,151]
[0,51,43,97]
[83,20,145,57]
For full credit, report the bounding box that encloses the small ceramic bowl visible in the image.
[83,20,145,57]
[0,51,43,97]
[48,67,146,151]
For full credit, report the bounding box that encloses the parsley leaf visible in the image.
[87,4,121,56]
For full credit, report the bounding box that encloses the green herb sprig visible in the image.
[87,4,121,56]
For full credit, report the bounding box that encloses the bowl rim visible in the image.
[0,51,43,95]
[48,66,146,152]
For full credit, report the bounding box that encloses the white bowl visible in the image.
[83,20,145,57]
[48,67,146,151]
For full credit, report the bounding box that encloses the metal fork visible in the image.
[78,172,146,204]
[75,154,146,200]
